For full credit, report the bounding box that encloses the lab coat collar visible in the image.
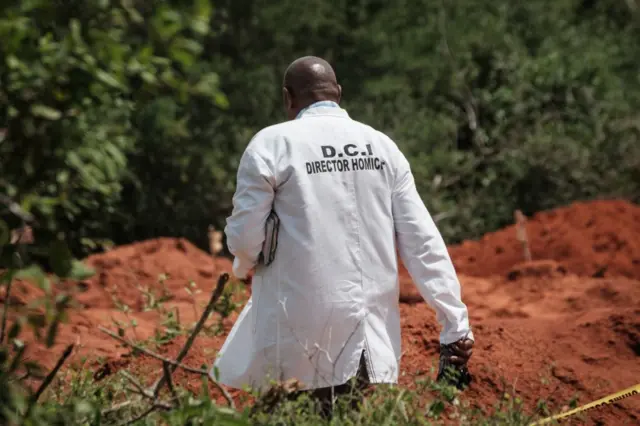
[296,101,350,120]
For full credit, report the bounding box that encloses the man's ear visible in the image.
[337,84,342,103]
[283,87,293,110]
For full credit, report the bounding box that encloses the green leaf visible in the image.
[191,18,209,36]
[49,240,74,278]
[213,407,250,426]
[201,373,208,395]
[74,400,95,416]
[193,72,219,95]
[173,37,203,55]
[68,260,95,281]
[6,55,22,69]
[122,0,144,24]
[1,270,16,285]
[55,293,71,309]
[95,69,124,90]
[69,18,82,45]
[169,48,195,68]
[194,0,213,20]
[427,400,446,417]
[141,71,157,84]
[15,265,48,290]
[214,92,230,109]
[30,104,62,120]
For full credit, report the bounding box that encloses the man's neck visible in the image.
[296,100,340,119]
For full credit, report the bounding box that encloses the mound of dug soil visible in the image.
[9,199,640,425]
[78,237,232,310]
[390,199,640,424]
[10,238,235,369]
[448,199,640,280]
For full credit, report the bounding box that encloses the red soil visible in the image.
[6,200,640,425]
[447,199,640,280]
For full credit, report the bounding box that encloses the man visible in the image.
[211,56,474,415]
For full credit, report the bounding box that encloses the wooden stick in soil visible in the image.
[514,210,532,262]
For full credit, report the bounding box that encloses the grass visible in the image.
[2,278,567,426]
[29,360,552,426]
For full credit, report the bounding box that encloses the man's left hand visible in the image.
[447,338,474,365]
[437,337,474,389]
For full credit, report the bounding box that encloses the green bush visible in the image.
[2,0,639,252]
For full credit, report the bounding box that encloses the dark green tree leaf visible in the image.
[48,240,74,278]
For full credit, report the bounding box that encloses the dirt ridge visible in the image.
[9,199,640,424]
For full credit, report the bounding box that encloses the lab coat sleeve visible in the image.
[391,153,474,345]
[224,147,276,280]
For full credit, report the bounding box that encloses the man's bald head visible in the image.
[282,56,342,120]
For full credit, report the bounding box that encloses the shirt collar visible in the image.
[296,101,349,119]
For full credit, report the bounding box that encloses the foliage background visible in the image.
[1,0,639,257]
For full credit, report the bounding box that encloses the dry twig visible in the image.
[102,400,135,416]
[22,344,74,419]
[162,360,180,406]
[121,371,154,399]
[99,327,208,376]
[98,325,235,408]
[31,344,74,403]
[514,210,532,262]
[99,273,235,409]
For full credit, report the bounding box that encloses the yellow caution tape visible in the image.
[529,383,640,425]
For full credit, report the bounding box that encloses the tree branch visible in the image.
[22,343,74,420]
[98,273,235,408]
[162,360,180,406]
[31,344,74,403]
[121,371,154,399]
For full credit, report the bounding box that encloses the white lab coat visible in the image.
[211,102,473,392]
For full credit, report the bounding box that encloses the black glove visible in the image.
[437,337,474,390]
